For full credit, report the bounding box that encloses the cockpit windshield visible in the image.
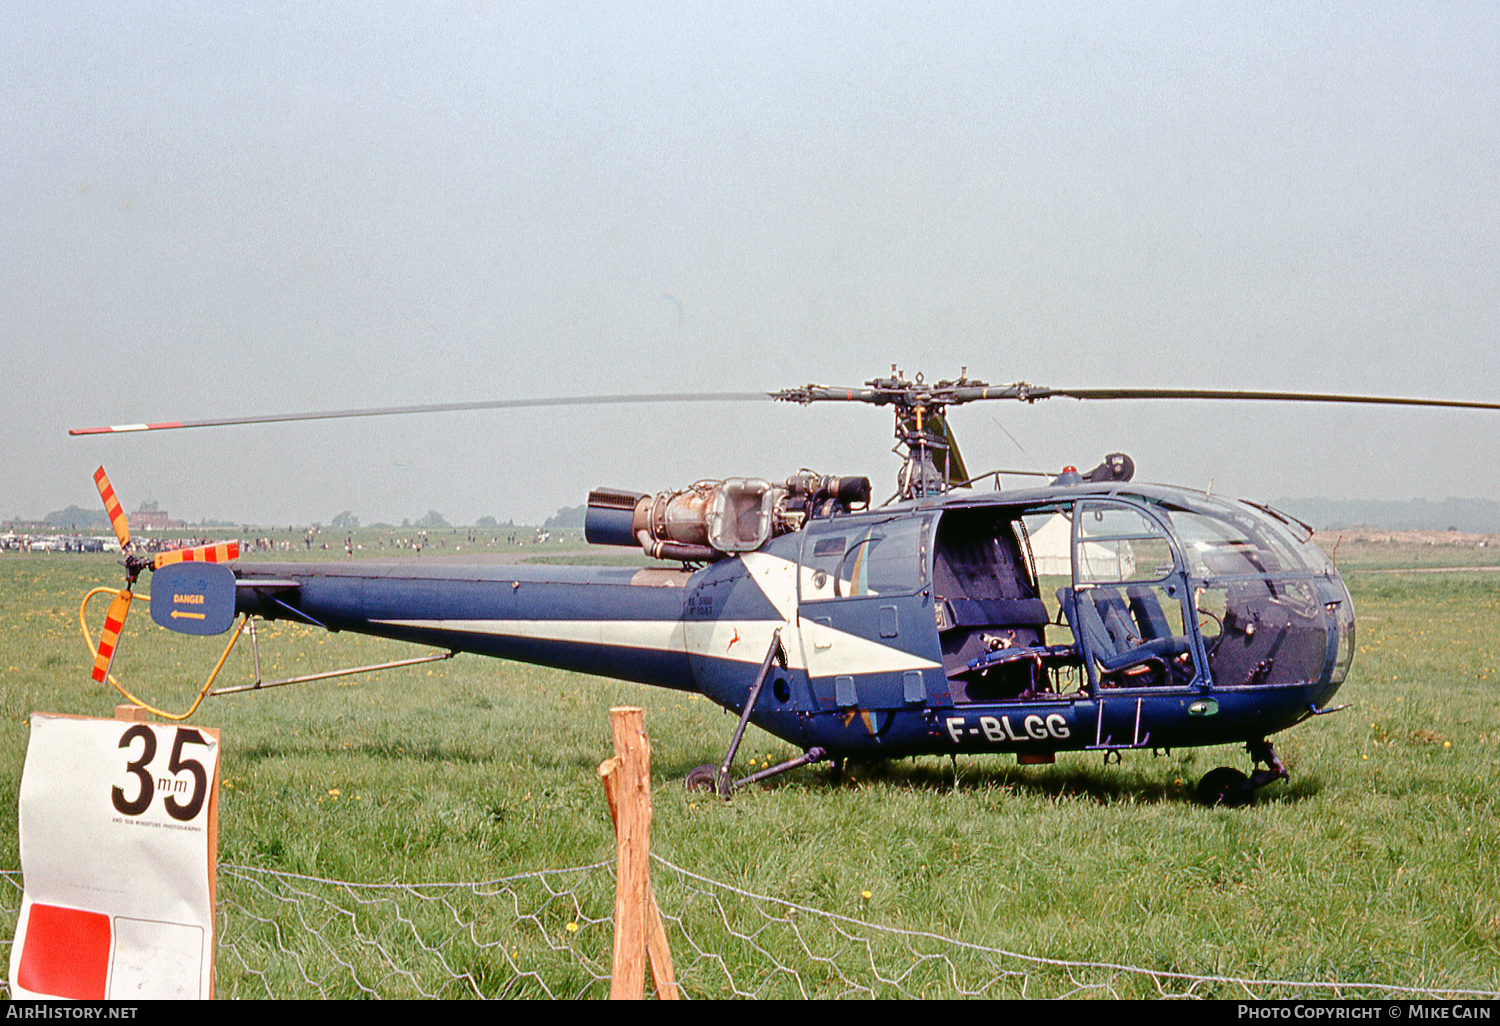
[1153,494,1333,579]
[1140,493,1352,689]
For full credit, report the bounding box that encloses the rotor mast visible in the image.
[773,366,994,500]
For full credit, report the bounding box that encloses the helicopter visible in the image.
[70,370,1500,806]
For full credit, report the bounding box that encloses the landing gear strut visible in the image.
[1195,739,1289,807]
[684,628,830,799]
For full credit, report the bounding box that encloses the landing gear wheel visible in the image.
[1196,766,1254,807]
[686,763,731,798]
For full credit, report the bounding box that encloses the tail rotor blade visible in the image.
[153,541,240,571]
[93,466,131,551]
[90,590,134,684]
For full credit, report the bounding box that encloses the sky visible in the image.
[3,2,1498,528]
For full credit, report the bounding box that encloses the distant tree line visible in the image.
[544,505,586,529]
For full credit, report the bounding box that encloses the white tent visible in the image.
[1026,514,1136,579]
[1027,513,1074,576]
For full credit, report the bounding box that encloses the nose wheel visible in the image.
[1196,739,1289,807]
[1195,766,1254,807]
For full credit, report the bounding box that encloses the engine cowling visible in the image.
[585,473,870,561]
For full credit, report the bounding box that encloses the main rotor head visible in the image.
[773,367,1024,499]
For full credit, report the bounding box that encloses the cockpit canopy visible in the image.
[920,488,1354,697]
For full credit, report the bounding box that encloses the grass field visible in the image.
[1,548,1497,998]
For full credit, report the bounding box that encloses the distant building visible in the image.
[132,501,174,530]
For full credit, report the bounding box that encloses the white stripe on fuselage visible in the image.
[743,550,939,676]
[370,617,689,655]
[370,551,938,677]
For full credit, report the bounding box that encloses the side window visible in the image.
[801,518,926,601]
[1075,504,1175,584]
[1072,502,1197,687]
[801,529,849,601]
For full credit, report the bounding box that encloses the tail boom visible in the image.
[232,562,706,690]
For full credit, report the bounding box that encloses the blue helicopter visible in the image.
[74,372,1500,805]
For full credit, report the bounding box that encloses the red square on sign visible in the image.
[17,903,112,999]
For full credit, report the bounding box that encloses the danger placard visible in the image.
[9,713,219,1000]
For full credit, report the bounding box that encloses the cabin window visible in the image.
[800,517,925,602]
[1161,504,1327,578]
[1075,504,1175,584]
[1329,594,1355,685]
[1191,577,1332,686]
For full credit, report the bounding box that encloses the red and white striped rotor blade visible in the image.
[93,466,131,552]
[153,541,240,571]
[72,421,187,436]
[90,590,134,684]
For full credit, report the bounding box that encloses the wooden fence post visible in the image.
[598,706,678,1000]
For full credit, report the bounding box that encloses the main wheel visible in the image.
[1196,766,1254,807]
[686,763,730,798]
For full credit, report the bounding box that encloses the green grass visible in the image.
[1323,536,1500,571]
[0,552,1497,997]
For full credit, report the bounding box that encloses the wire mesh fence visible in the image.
[3,860,1496,1000]
[215,861,616,999]
[0,869,19,995]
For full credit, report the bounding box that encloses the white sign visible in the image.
[9,714,219,1000]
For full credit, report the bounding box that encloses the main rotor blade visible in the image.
[1013,387,1500,411]
[70,392,772,435]
[70,381,1500,437]
[783,381,1500,412]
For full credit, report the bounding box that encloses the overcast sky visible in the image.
[4,2,1497,527]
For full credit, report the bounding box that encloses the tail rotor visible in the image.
[84,466,241,684]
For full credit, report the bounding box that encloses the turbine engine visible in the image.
[585,473,871,561]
